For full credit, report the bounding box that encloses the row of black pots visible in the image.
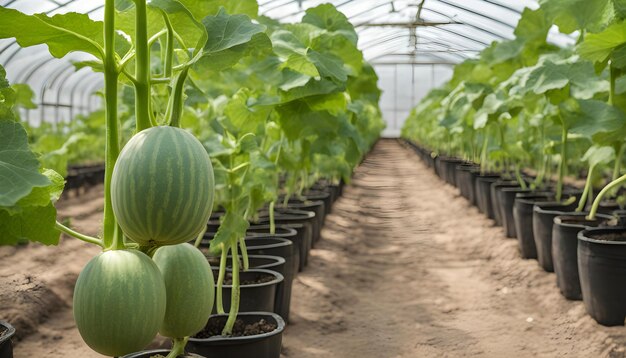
[64,164,106,196]
[147,181,343,358]
[404,139,626,327]
[0,321,14,358]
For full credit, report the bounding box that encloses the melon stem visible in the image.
[216,244,227,314]
[223,241,240,335]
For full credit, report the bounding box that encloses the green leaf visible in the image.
[280,77,342,102]
[11,84,37,110]
[209,211,250,254]
[270,29,308,58]
[177,0,258,20]
[280,54,319,78]
[581,145,615,167]
[0,120,50,207]
[561,99,626,136]
[0,203,59,246]
[307,50,348,83]
[310,33,362,74]
[224,88,273,134]
[523,56,608,99]
[539,0,613,34]
[302,4,358,45]
[579,21,626,64]
[201,8,265,53]
[8,169,65,214]
[0,8,104,59]
[304,92,347,116]
[148,0,207,51]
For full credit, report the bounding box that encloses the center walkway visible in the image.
[281,139,626,358]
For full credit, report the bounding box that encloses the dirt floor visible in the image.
[3,139,626,357]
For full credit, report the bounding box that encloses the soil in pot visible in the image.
[578,227,626,326]
[553,214,610,300]
[122,349,205,358]
[187,312,285,358]
[513,193,554,259]
[195,316,277,338]
[212,268,283,314]
[532,200,577,272]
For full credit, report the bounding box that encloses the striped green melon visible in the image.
[153,243,215,338]
[73,250,166,357]
[111,126,214,246]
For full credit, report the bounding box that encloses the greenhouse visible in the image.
[3,0,626,357]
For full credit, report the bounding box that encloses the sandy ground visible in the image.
[3,139,626,357]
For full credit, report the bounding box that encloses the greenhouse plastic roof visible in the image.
[0,0,575,123]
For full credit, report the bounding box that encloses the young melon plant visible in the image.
[402,0,626,205]
[0,0,263,356]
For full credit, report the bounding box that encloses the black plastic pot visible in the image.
[207,211,226,232]
[0,321,15,358]
[475,174,501,219]
[552,213,610,300]
[212,268,283,314]
[187,312,285,358]
[256,209,315,272]
[613,210,626,226]
[277,199,325,244]
[122,350,205,358]
[532,200,578,272]
[499,187,533,238]
[490,180,521,227]
[455,164,478,202]
[302,190,332,219]
[578,227,626,326]
[513,192,554,259]
[246,226,299,273]
[244,238,295,322]
[220,255,292,324]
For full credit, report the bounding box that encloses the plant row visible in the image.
[403,0,626,327]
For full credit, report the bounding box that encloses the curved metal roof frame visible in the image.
[0,0,572,126]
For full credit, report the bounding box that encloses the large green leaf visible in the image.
[201,8,265,53]
[0,8,104,59]
[561,98,626,136]
[271,29,308,58]
[523,57,608,99]
[581,145,615,167]
[0,203,59,246]
[148,0,207,52]
[193,33,271,73]
[224,88,273,134]
[302,4,357,45]
[307,50,347,83]
[209,211,250,254]
[539,0,613,34]
[8,169,65,214]
[579,21,626,64]
[177,0,258,20]
[0,120,50,207]
[280,77,342,103]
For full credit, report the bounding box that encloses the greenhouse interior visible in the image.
[4,0,626,357]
